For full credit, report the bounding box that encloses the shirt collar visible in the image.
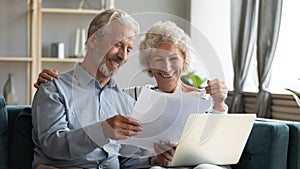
[107,78,117,88]
[74,63,120,91]
[74,63,94,86]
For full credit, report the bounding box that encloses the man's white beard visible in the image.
[98,59,117,78]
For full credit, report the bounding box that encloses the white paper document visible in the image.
[118,87,213,154]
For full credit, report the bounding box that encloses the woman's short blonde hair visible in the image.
[139,21,191,76]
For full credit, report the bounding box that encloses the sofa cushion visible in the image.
[0,93,8,169]
[256,118,300,169]
[7,106,33,169]
[232,120,289,169]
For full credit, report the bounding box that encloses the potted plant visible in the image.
[285,79,300,106]
[180,71,206,89]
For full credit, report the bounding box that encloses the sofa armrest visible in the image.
[256,118,300,169]
[7,105,31,130]
[232,120,289,169]
[7,106,33,169]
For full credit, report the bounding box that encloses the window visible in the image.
[191,0,300,94]
[269,0,300,94]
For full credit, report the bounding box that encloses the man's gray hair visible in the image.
[87,8,140,39]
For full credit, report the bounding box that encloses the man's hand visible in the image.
[150,141,177,165]
[101,115,143,140]
[34,69,59,88]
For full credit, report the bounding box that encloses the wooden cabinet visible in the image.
[0,0,114,104]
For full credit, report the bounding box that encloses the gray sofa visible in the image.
[0,92,300,169]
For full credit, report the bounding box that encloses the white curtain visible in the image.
[230,0,258,113]
[255,0,283,117]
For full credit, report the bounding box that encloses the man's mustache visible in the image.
[108,55,124,64]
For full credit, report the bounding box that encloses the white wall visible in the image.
[190,0,233,90]
[116,0,189,19]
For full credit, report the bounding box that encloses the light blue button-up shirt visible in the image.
[32,64,149,169]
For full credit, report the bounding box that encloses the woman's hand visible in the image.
[34,69,59,88]
[150,141,177,165]
[205,79,228,112]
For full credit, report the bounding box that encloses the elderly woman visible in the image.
[34,21,229,169]
[136,21,229,169]
[138,21,227,112]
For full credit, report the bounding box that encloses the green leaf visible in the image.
[180,74,192,86]
[180,72,206,89]
[190,74,202,88]
[285,88,300,99]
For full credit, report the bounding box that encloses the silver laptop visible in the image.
[170,113,256,166]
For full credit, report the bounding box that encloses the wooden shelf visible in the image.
[41,57,83,62]
[0,0,114,104]
[0,57,33,62]
[41,8,102,14]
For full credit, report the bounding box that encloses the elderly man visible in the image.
[32,8,153,169]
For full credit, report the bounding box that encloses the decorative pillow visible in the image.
[8,107,33,169]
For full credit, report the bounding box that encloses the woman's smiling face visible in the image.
[148,42,185,93]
